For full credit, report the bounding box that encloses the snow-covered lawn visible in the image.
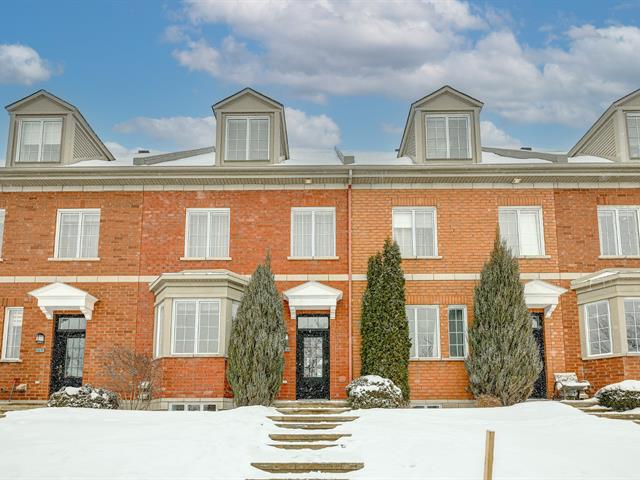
[1,402,639,479]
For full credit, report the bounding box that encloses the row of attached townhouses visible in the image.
[0,85,639,410]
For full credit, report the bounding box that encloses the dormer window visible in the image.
[425,114,471,159]
[225,116,269,161]
[16,118,63,162]
[627,113,640,159]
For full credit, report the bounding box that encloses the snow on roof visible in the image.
[480,151,551,164]
[568,155,614,163]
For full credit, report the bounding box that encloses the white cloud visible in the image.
[381,123,403,135]
[113,115,216,149]
[0,44,54,85]
[113,108,340,150]
[169,0,640,128]
[480,121,520,148]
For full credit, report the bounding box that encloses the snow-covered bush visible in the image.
[48,385,119,409]
[346,375,403,409]
[595,380,640,411]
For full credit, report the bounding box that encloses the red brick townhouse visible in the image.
[0,86,639,410]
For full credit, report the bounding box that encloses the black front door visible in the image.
[530,312,547,398]
[296,315,330,399]
[50,315,87,394]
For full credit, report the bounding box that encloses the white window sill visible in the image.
[401,256,443,260]
[446,357,467,361]
[0,359,22,363]
[166,353,224,358]
[287,256,340,261]
[517,255,551,259]
[48,257,101,262]
[583,352,615,360]
[599,255,640,259]
[409,357,442,362]
[180,257,232,261]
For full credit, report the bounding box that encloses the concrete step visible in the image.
[560,399,597,408]
[251,462,364,474]
[274,423,339,430]
[576,406,610,413]
[276,407,351,415]
[269,433,351,442]
[273,400,350,409]
[268,415,357,423]
[268,443,336,450]
[0,402,46,412]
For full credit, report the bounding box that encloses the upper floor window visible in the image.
[407,305,439,359]
[392,207,437,258]
[425,114,471,159]
[16,118,63,163]
[498,207,545,257]
[627,113,640,159]
[225,116,269,161]
[584,300,612,356]
[172,299,220,355]
[598,207,640,257]
[448,306,467,359]
[185,209,230,259]
[54,209,100,259]
[290,207,336,258]
[1,307,23,361]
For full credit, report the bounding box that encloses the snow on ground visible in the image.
[0,402,639,479]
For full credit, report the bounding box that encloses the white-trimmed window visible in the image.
[16,118,63,163]
[2,307,23,361]
[290,207,336,258]
[498,207,545,257]
[225,116,269,161]
[598,207,640,257]
[624,298,640,353]
[392,207,437,258]
[54,209,100,259]
[425,114,471,159]
[185,209,230,259]
[448,306,467,358]
[585,300,612,356]
[154,303,164,358]
[627,113,640,159]
[171,299,220,355]
[0,209,5,258]
[406,305,440,359]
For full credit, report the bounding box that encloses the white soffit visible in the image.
[28,282,98,320]
[524,280,567,318]
[282,281,343,319]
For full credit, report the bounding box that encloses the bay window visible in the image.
[407,305,439,359]
[584,300,612,356]
[172,299,220,355]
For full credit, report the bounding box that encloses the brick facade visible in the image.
[0,184,639,405]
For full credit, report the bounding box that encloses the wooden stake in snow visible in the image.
[484,430,495,480]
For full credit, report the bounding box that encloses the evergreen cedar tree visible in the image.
[360,239,411,403]
[466,230,543,406]
[227,255,287,406]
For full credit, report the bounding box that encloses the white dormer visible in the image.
[4,90,114,167]
[398,85,483,164]
[212,88,289,166]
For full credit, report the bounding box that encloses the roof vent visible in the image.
[137,149,150,154]
[520,147,532,151]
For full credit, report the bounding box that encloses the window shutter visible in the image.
[498,210,519,256]
[598,210,618,256]
[426,117,447,159]
[208,211,229,258]
[249,118,269,160]
[314,210,335,257]
[292,210,313,257]
[186,212,208,258]
[393,210,414,257]
[618,209,640,256]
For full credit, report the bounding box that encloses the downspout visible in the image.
[347,168,353,382]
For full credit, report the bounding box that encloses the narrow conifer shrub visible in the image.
[465,231,542,406]
[227,255,287,406]
[360,239,411,404]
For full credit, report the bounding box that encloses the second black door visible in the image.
[296,315,330,399]
[530,312,547,399]
[50,315,87,394]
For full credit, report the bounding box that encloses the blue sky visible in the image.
[1,0,640,160]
